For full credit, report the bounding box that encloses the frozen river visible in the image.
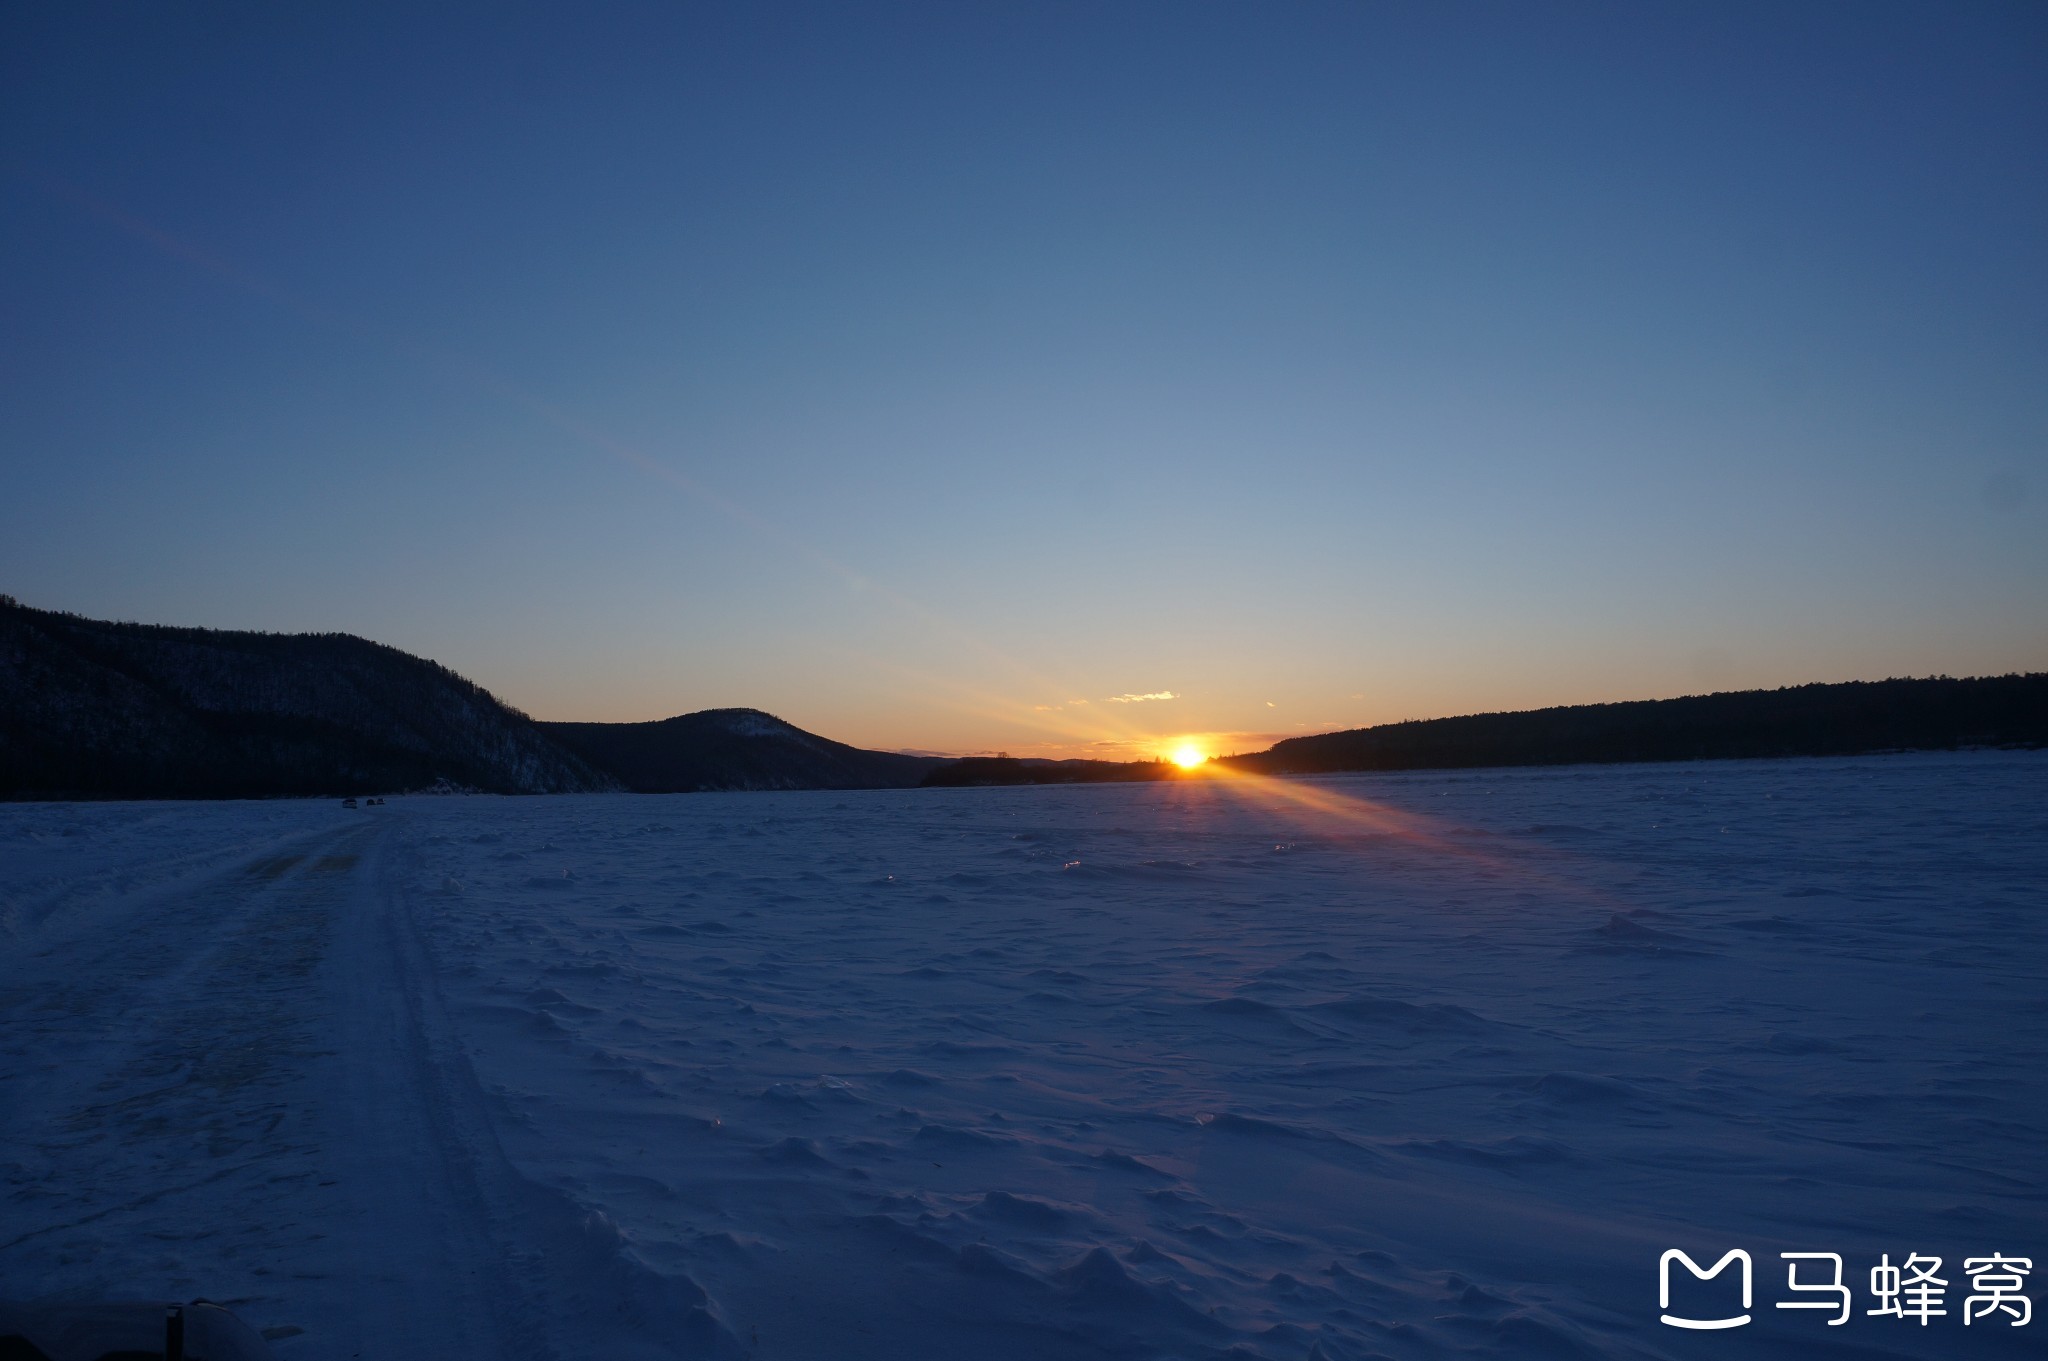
[3,751,2043,1359]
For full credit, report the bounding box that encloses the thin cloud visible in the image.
[1105,691,1177,704]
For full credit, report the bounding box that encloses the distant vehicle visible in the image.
[341,797,357,809]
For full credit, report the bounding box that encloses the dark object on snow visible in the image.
[341,797,357,808]
[0,1300,274,1361]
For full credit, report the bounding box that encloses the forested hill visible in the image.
[542,709,946,792]
[1224,675,2048,777]
[0,600,616,798]
[8,595,2040,799]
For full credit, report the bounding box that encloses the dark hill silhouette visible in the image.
[8,597,2041,800]
[542,709,945,792]
[0,598,614,798]
[1221,675,2048,777]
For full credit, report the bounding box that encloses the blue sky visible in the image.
[3,2,2042,757]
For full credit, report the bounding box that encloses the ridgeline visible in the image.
[0,599,613,798]
[1219,675,2048,778]
[4,598,2041,798]
[541,709,943,792]
[0,599,932,799]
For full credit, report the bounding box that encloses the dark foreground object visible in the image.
[0,1301,273,1361]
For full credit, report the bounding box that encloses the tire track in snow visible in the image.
[5,806,733,1360]
[316,813,533,1361]
[337,816,743,1361]
[0,813,516,1358]
[0,819,370,1308]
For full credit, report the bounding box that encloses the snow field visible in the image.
[3,750,2043,1359]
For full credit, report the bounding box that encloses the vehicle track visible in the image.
[0,812,540,1359]
[315,813,533,1361]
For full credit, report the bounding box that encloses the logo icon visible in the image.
[1661,1249,1753,1330]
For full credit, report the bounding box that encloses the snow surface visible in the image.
[2,750,2043,1360]
[715,712,807,743]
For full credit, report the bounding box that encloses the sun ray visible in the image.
[1193,760,1628,911]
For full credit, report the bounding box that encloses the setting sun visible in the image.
[1171,744,1206,769]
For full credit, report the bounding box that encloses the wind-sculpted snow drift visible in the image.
[2,751,2042,1359]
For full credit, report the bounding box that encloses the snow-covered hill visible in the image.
[542,707,945,792]
[0,600,614,797]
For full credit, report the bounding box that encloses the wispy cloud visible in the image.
[1105,691,1177,704]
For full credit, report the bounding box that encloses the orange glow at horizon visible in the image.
[1171,744,1207,769]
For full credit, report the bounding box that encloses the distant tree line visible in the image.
[1220,675,2048,776]
[6,594,2040,800]
[921,756,1183,787]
